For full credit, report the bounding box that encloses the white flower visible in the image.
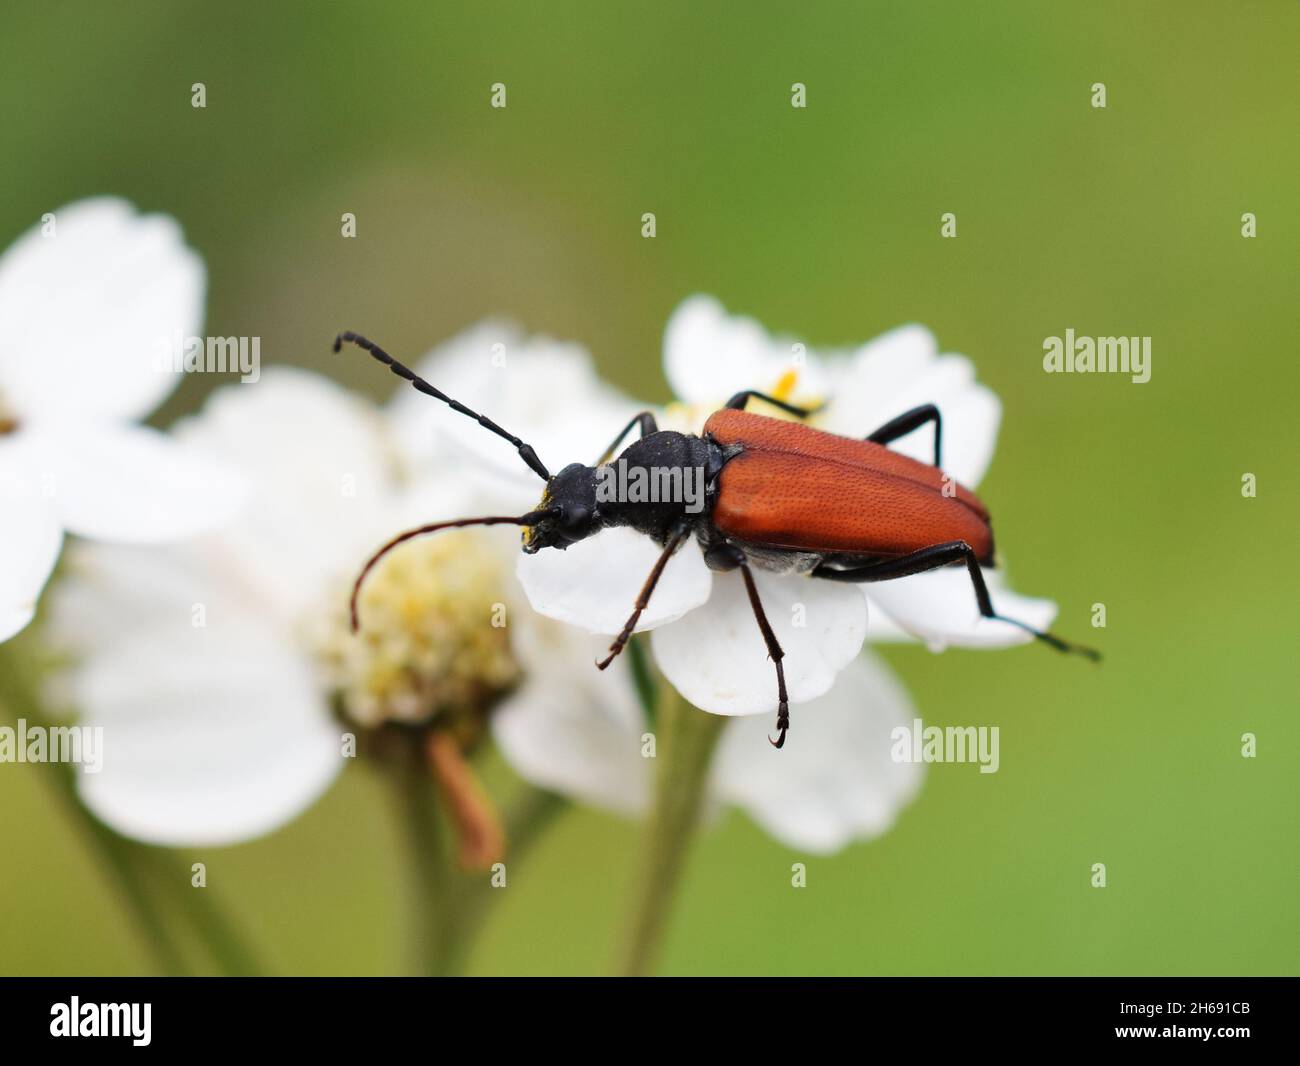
[0,198,246,642]
[49,366,638,850]
[393,320,927,851]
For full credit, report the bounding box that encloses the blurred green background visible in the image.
[2,0,1297,975]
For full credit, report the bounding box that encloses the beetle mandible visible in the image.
[335,331,1098,748]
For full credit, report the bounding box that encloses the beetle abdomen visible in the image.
[704,409,994,563]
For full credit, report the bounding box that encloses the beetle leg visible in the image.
[724,390,822,419]
[595,523,690,670]
[813,541,1101,661]
[595,410,659,465]
[734,557,791,749]
[865,403,942,467]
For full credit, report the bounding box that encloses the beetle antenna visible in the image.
[334,331,551,481]
[350,510,554,633]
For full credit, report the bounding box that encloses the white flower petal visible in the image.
[711,652,924,853]
[650,569,867,716]
[492,667,650,816]
[836,323,939,397]
[488,562,650,812]
[179,368,390,513]
[516,527,712,636]
[19,422,248,543]
[172,368,401,618]
[391,320,641,493]
[0,491,62,642]
[0,198,204,423]
[823,328,1001,487]
[0,607,36,644]
[864,600,914,643]
[71,623,343,846]
[48,548,191,660]
[863,567,1058,650]
[663,295,830,407]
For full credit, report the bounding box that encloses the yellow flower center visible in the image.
[771,367,799,402]
[645,369,827,436]
[314,531,520,732]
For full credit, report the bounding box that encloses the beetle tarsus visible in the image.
[993,610,1101,662]
[733,555,792,751]
[1025,626,1102,662]
[768,703,790,748]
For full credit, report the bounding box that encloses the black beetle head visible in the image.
[522,463,601,553]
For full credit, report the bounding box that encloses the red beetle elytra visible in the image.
[336,331,1098,748]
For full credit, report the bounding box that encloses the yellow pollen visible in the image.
[314,531,520,729]
[772,368,799,402]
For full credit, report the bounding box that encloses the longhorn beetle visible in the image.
[336,331,1099,748]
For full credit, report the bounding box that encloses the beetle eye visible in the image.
[564,506,590,530]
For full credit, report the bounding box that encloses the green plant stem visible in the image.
[439,786,568,974]
[389,729,570,976]
[389,732,454,975]
[0,643,188,975]
[142,848,263,976]
[47,764,193,976]
[615,685,726,976]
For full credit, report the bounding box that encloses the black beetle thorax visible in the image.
[595,432,724,542]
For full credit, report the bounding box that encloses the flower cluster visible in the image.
[22,203,1061,855]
